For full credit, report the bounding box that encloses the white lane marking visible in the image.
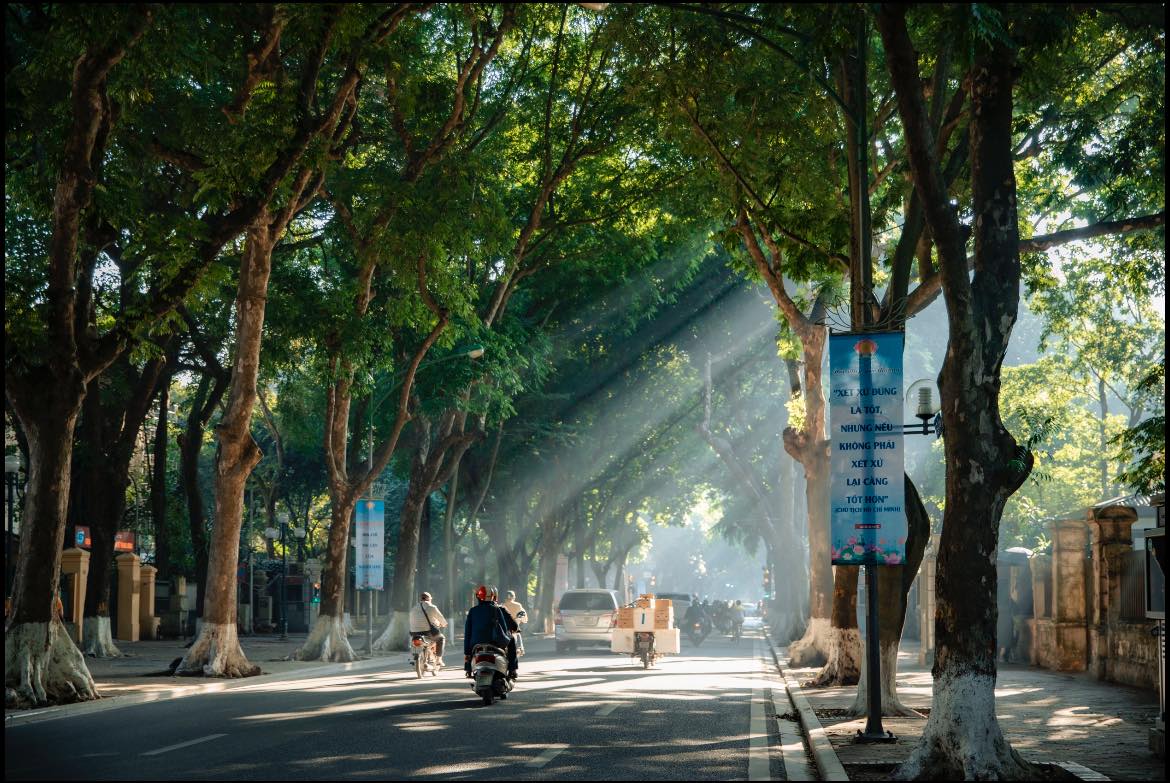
[595,703,619,717]
[748,640,771,781]
[140,733,226,757]
[525,743,569,769]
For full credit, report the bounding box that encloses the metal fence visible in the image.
[1120,549,1147,622]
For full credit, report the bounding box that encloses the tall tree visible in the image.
[876,4,1164,776]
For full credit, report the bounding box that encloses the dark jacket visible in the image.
[464,599,512,655]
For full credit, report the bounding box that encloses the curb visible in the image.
[763,626,850,782]
[5,654,399,728]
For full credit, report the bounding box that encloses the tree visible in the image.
[876,4,1164,776]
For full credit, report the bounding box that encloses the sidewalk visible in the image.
[769,634,1163,781]
[6,628,416,725]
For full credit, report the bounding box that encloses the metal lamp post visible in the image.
[854,379,940,742]
[5,455,21,599]
[265,513,305,640]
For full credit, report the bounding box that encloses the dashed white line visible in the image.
[525,743,569,769]
[748,641,771,781]
[595,703,619,716]
[140,733,226,757]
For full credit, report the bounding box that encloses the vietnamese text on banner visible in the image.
[829,332,906,565]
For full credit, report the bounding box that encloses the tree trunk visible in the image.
[151,384,171,582]
[178,375,219,623]
[850,474,932,716]
[73,388,126,659]
[418,494,432,591]
[535,540,558,633]
[296,495,358,662]
[878,11,1035,776]
[1098,377,1109,499]
[373,450,429,651]
[806,566,861,686]
[5,383,98,706]
[176,220,277,678]
[786,449,837,667]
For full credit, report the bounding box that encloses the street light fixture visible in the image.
[265,512,305,640]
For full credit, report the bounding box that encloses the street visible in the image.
[5,632,796,781]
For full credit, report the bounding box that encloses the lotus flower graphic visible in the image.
[854,338,878,356]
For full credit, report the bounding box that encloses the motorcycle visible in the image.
[410,633,441,678]
[469,643,513,706]
[686,617,710,647]
[634,631,660,669]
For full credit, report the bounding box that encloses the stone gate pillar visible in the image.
[1049,518,1090,671]
[1087,504,1138,680]
[60,547,90,644]
[139,564,159,640]
[115,552,141,641]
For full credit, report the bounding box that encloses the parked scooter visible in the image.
[469,643,513,705]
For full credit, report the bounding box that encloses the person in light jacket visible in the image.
[500,590,528,656]
[409,591,448,665]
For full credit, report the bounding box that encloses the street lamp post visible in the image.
[5,455,21,600]
[266,512,305,641]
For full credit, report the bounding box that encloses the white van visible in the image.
[554,589,620,652]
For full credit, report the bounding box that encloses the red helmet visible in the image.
[475,585,489,601]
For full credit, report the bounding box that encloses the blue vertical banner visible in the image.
[354,499,385,590]
[829,332,906,565]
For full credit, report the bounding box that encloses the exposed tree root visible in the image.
[174,622,260,677]
[5,620,99,707]
[807,626,861,687]
[894,671,1035,780]
[787,616,832,667]
[82,616,122,658]
[295,614,357,662]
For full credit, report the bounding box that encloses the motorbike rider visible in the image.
[464,585,519,680]
[491,587,521,677]
[500,590,528,656]
[730,600,745,639]
[408,591,448,665]
[683,600,710,639]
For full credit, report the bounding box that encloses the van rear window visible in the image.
[558,592,617,611]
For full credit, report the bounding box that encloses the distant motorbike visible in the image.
[634,631,659,669]
[469,643,513,706]
[410,633,441,678]
[687,618,710,647]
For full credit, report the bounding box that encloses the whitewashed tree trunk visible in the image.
[82,617,122,659]
[849,637,920,717]
[372,610,411,651]
[6,621,98,707]
[296,614,357,662]
[807,625,861,686]
[176,622,258,678]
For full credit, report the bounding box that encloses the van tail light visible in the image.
[554,611,563,626]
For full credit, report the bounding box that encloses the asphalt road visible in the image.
[6,631,790,781]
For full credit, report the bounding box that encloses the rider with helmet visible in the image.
[464,585,519,680]
[408,591,448,665]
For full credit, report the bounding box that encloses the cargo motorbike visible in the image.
[469,643,513,705]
